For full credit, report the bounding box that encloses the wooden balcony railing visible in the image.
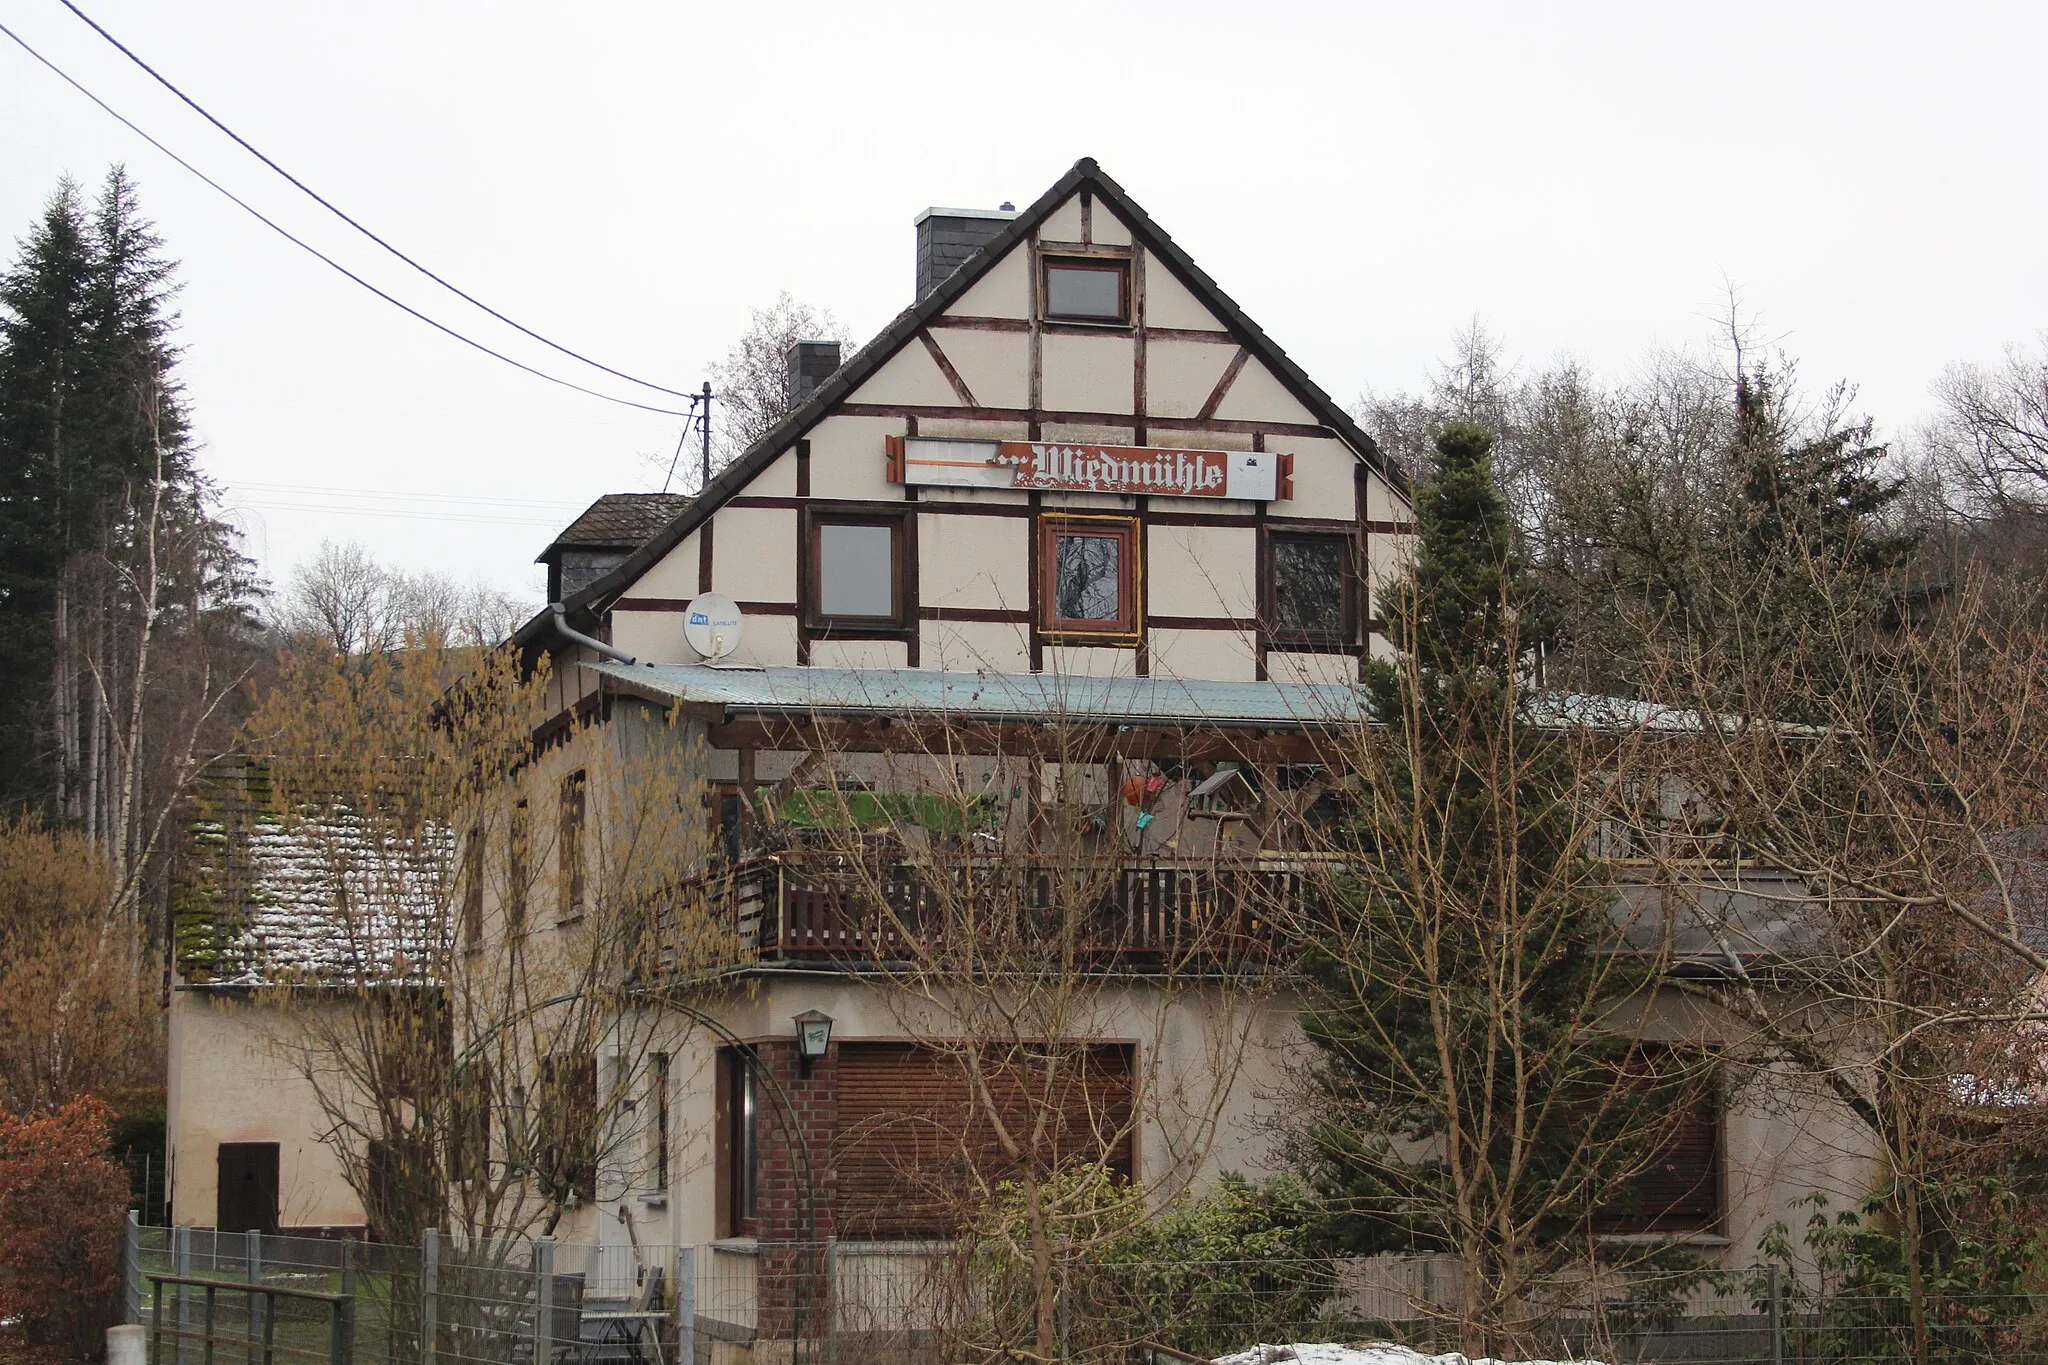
[648,854,1329,973]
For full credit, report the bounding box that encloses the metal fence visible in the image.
[125,1149,170,1227]
[123,1219,2048,1365]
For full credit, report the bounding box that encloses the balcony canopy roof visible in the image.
[584,662,1740,737]
[585,662,1369,730]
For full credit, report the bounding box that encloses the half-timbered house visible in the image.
[500,155,1418,1276]
[165,161,1879,1327]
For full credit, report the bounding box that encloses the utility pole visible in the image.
[659,384,714,496]
[699,381,713,491]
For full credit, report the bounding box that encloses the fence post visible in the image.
[534,1238,556,1365]
[421,1229,439,1365]
[247,1234,264,1360]
[338,1239,356,1365]
[1768,1264,1785,1365]
[1056,1241,1071,1365]
[125,1211,142,1326]
[674,1247,695,1365]
[824,1238,838,1363]
[175,1225,192,1365]
[1420,1258,1436,1351]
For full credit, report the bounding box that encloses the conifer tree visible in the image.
[0,179,93,808]
[1295,423,1700,1353]
[0,167,255,939]
[1732,368,1914,582]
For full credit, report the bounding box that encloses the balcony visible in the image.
[648,853,1328,974]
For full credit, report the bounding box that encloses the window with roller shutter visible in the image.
[1591,1061,1722,1235]
[833,1041,1135,1240]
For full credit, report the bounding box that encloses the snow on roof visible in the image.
[182,810,452,988]
[1214,1345,1604,1365]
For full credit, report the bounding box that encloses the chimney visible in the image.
[915,204,1018,299]
[786,339,842,408]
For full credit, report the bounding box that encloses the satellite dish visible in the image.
[682,592,744,660]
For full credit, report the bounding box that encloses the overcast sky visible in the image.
[4,0,2041,603]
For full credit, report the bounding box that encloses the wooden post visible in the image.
[1056,1241,1071,1364]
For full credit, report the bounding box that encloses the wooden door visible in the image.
[215,1142,280,1233]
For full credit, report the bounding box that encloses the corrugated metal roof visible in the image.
[583,663,1758,737]
[585,662,1368,728]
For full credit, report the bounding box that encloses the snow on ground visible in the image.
[1214,1345,1605,1365]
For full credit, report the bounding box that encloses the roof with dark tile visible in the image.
[539,493,694,560]
[516,156,1398,652]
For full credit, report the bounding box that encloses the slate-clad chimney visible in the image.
[786,339,842,408]
[915,204,1018,299]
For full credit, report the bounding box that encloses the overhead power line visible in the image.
[0,18,695,418]
[233,481,584,511]
[228,499,569,528]
[54,0,698,403]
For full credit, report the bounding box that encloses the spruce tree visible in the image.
[1297,423,1689,1347]
[1717,367,1921,729]
[0,167,215,825]
[0,179,94,810]
[1732,369,1915,581]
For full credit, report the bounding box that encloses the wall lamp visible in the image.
[793,1009,834,1074]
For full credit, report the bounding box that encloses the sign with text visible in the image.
[887,437,1287,501]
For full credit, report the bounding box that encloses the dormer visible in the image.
[538,493,692,602]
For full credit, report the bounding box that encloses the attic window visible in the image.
[1043,258,1129,324]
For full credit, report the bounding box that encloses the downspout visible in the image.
[550,602,637,665]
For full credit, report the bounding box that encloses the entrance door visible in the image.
[216,1143,280,1233]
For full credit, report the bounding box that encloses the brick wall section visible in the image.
[749,1040,836,1337]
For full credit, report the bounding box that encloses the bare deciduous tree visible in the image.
[1494,332,2048,1360]
[744,700,1275,1363]
[0,817,158,1111]
[1925,336,2048,522]
[277,540,533,652]
[1634,540,2048,1363]
[702,292,852,476]
[186,633,726,1268]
